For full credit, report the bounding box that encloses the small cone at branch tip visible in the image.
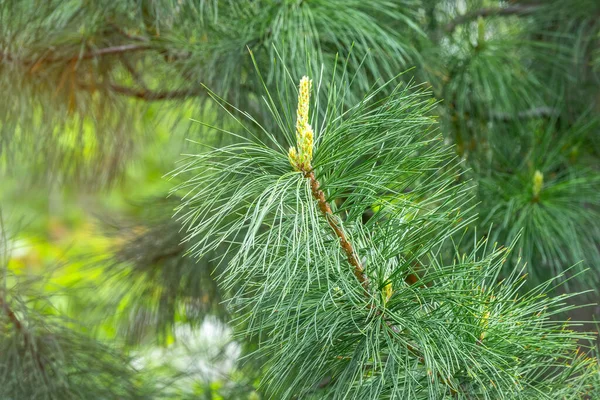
[289,76,314,172]
[477,16,485,46]
[532,170,544,199]
[296,76,312,135]
[382,281,393,305]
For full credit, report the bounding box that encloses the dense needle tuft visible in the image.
[174,61,598,399]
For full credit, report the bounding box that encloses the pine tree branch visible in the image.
[304,170,415,338]
[300,170,463,394]
[304,171,369,290]
[0,296,23,332]
[444,3,541,33]
[305,171,426,296]
[490,106,557,121]
[61,44,152,62]
[76,81,200,101]
[107,84,200,100]
[0,44,152,65]
[0,295,48,377]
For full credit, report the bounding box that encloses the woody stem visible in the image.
[0,295,23,332]
[0,295,47,377]
[301,169,459,394]
[303,170,370,290]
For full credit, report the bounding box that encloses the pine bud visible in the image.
[477,17,485,48]
[532,170,543,200]
[296,76,312,136]
[288,76,314,172]
[382,281,393,305]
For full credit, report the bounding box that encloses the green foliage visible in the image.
[0,230,156,399]
[174,65,597,398]
[3,0,598,285]
[98,198,227,345]
[475,118,600,286]
[1,0,600,398]
[0,0,422,184]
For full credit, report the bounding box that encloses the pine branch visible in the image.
[303,167,424,336]
[105,83,200,101]
[490,106,557,121]
[75,81,201,101]
[56,44,152,62]
[445,3,541,33]
[0,295,48,379]
[175,67,599,397]
[304,170,369,289]
[0,296,23,333]
[0,44,152,65]
[301,147,464,394]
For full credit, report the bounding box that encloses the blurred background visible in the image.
[0,0,598,398]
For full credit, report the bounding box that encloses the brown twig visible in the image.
[1,44,152,66]
[1,295,47,377]
[304,171,369,290]
[49,44,151,64]
[304,172,429,295]
[2,43,202,101]
[75,80,201,101]
[305,171,423,333]
[0,296,23,332]
[66,44,152,61]
[302,169,460,394]
[106,83,200,101]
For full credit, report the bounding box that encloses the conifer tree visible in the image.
[1,0,599,398]
[171,62,598,399]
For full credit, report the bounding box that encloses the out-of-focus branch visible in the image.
[0,296,23,332]
[102,83,201,101]
[3,43,201,101]
[62,44,152,62]
[491,106,557,121]
[0,44,152,65]
[1,295,48,378]
[445,4,541,33]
